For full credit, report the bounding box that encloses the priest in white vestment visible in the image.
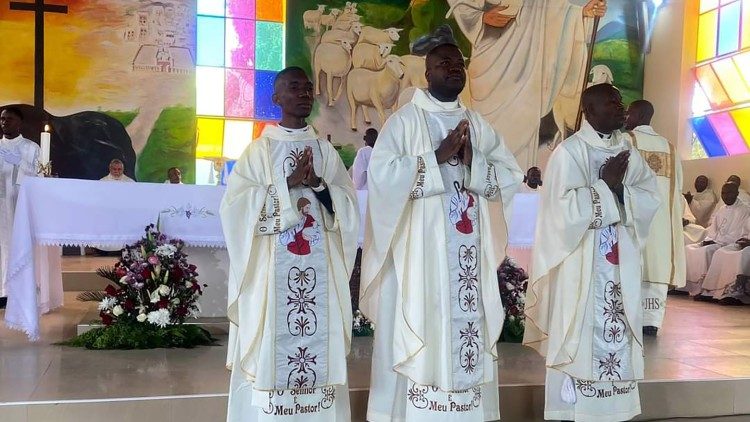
[701,219,750,305]
[100,159,135,182]
[361,42,523,422]
[446,0,607,169]
[685,182,750,297]
[683,196,707,244]
[524,84,660,422]
[351,128,377,247]
[686,175,717,227]
[625,100,685,336]
[221,67,358,422]
[0,107,41,301]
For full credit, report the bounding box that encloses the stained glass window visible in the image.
[196,0,284,183]
[691,0,750,158]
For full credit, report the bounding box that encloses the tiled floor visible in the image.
[3,291,750,420]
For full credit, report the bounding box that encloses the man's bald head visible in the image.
[272,66,314,124]
[624,99,654,130]
[581,83,626,134]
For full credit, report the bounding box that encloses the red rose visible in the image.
[140,268,151,279]
[100,312,113,326]
[175,307,188,317]
[122,299,135,311]
[115,267,127,278]
[157,299,169,309]
[105,285,118,296]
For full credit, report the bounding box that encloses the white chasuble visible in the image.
[0,135,40,296]
[361,89,524,422]
[524,122,660,422]
[222,125,358,422]
[630,126,685,328]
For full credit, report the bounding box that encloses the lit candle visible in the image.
[40,124,51,165]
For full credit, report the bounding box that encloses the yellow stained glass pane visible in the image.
[257,0,284,22]
[711,57,750,103]
[696,64,733,108]
[223,120,254,159]
[196,118,224,159]
[730,107,750,148]
[742,0,750,48]
[701,0,719,12]
[697,10,719,61]
[733,51,750,86]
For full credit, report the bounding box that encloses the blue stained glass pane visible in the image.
[691,116,728,157]
[255,22,284,71]
[718,2,741,55]
[254,70,282,119]
[220,160,237,185]
[197,16,225,67]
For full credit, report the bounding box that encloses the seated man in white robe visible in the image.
[685,175,717,227]
[361,34,524,422]
[701,216,750,305]
[221,67,359,422]
[100,159,135,182]
[524,84,660,422]
[727,174,750,205]
[683,196,707,245]
[164,167,182,184]
[685,182,750,299]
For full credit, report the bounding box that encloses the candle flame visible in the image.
[44,124,51,132]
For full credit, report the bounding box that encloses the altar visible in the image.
[3,178,228,340]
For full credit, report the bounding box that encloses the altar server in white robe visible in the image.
[625,100,685,336]
[686,175,717,227]
[222,67,359,422]
[361,41,523,422]
[524,84,660,422]
[685,182,750,297]
[683,196,707,244]
[727,175,750,205]
[701,219,750,305]
[0,107,40,301]
[446,0,607,169]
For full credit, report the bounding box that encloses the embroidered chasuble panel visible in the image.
[637,150,672,179]
[269,139,331,391]
[587,146,634,382]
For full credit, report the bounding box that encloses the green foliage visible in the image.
[59,322,217,350]
[500,318,524,343]
[336,144,357,169]
[103,110,139,128]
[135,106,197,184]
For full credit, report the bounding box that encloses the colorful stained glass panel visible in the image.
[691,116,728,157]
[730,107,750,148]
[254,70,282,119]
[742,0,750,48]
[711,57,750,103]
[256,0,284,22]
[226,0,255,19]
[708,112,749,154]
[695,64,733,108]
[198,0,226,17]
[226,18,255,69]
[692,82,712,116]
[197,16,226,67]
[697,10,719,61]
[225,69,255,118]
[197,66,226,116]
[223,120,254,159]
[733,52,750,88]
[196,118,225,159]
[717,1,742,55]
[255,22,284,71]
[701,0,720,12]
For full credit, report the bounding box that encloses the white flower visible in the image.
[119,276,130,285]
[136,313,147,323]
[147,308,171,328]
[505,282,515,291]
[185,280,192,288]
[149,290,160,303]
[188,302,202,318]
[112,305,124,316]
[98,297,116,311]
[158,284,171,296]
[155,244,178,258]
[171,298,180,305]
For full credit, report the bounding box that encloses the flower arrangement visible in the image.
[352,310,374,337]
[498,257,529,343]
[63,225,216,349]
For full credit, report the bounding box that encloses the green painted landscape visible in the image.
[135,106,197,184]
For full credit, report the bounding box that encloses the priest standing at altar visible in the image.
[624,100,685,336]
[524,84,659,422]
[447,0,607,168]
[0,107,40,308]
[221,67,359,422]
[361,38,523,421]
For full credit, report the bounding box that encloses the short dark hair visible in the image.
[274,66,308,92]
[167,167,179,173]
[0,106,24,121]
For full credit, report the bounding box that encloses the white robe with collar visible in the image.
[0,135,40,296]
[690,186,718,228]
[361,89,523,421]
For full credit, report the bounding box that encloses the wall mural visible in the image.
[0,0,196,182]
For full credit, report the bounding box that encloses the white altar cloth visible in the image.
[506,192,540,273]
[4,178,226,340]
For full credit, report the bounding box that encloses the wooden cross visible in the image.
[9,0,69,110]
